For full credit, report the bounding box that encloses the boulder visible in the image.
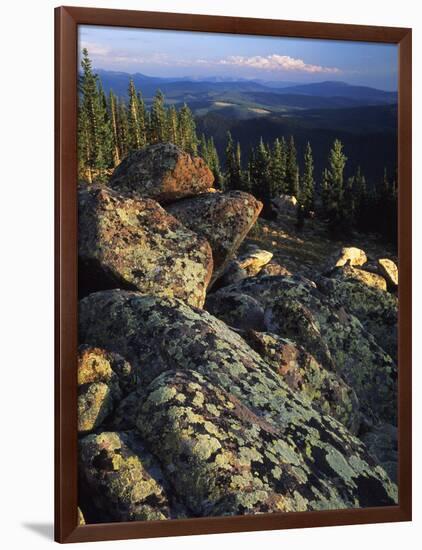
[216,248,273,287]
[316,276,398,362]
[259,261,292,278]
[79,431,172,522]
[78,382,114,434]
[244,331,360,433]
[378,258,399,290]
[328,247,367,270]
[271,195,298,218]
[78,186,213,307]
[109,143,214,203]
[77,346,136,434]
[210,276,396,426]
[329,264,387,291]
[237,248,273,276]
[79,290,397,510]
[205,290,266,332]
[167,191,262,283]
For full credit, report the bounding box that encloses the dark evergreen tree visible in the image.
[150,89,167,143]
[300,142,315,216]
[323,139,347,232]
[285,136,299,196]
[270,137,287,197]
[251,138,272,216]
[166,105,179,146]
[178,103,197,155]
[108,90,120,167]
[116,98,130,160]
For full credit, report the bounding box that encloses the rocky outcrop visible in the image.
[167,191,262,283]
[79,431,173,522]
[378,258,399,290]
[244,331,360,433]
[78,186,213,307]
[109,143,214,203]
[209,276,396,426]
[79,290,397,511]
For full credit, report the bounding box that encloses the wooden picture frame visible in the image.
[55,5,412,543]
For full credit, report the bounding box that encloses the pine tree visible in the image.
[149,89,166,143]
[166,105,179,145]
[199,134,209,165]
[117,98,130,160]
[207,137,223,190]
[178,103,197,155]
[251,138,272,215]
[323,139,347,232]
[224,132,243,190]
[285,136,299,196]
[300,142,315,216]
[270,138,286,197]
[108,90,120,166]
[78,48,112,182]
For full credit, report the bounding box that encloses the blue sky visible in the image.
[79,25,398,91]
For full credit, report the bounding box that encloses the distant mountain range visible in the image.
[94,70,397,109]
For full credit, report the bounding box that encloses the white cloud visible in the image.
[80,41,110,57]
[218,54,340,74]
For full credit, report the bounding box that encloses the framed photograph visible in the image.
[55,6,412,543]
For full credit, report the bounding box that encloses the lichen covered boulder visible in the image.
[79,431,172,523]
[244,331,360,433]
[211,276,396,426]
[316,276,397,362]
[167,191,262,283]
[78,186,213,307]
[109,143,214,203]
[79,290,397,510]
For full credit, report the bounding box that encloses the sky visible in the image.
[79,25,398,91]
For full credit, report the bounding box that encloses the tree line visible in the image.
[78,49,397,245]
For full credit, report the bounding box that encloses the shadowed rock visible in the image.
[167,191,262,284]
[109,143,214,203]
[79,431,173,523]
[78,186,213,307]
